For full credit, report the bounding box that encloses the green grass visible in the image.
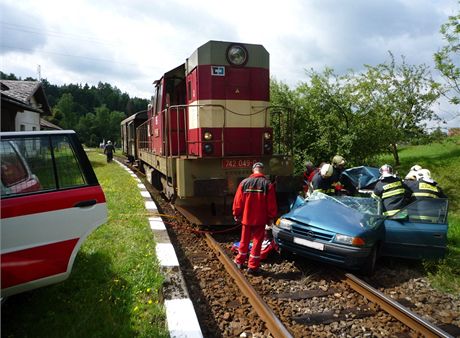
[2,151,168,338]
[378,135,460,294]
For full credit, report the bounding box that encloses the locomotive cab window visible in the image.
[151,93,157,115]
[155,82,163,113]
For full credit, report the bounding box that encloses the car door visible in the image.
[381,198,448,259]
[1,131,107,297]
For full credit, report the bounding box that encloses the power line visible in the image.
[0,21,117,46]
[1,44,140,67]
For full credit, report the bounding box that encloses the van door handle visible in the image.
[74,199,97,208]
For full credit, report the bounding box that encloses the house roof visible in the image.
[40,118,62,130]
[0,80,52,115]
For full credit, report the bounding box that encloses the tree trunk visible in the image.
[390,143,400,166]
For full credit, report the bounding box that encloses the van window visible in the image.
[52,135,86,188]
[1,142,29,188]
[1,135,87,197]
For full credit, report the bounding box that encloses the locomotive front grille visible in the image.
[194,179,227,197]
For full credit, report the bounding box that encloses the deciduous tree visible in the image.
[352,53,441,165]
[434,7,460,105]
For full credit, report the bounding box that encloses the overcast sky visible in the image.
[1,0,459,128]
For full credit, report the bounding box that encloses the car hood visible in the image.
[285,194,382,234]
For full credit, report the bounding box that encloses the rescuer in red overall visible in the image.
[233,162,278,274]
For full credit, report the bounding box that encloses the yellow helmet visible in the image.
[332,155,346,167]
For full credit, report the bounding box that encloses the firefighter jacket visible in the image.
[331,167,344,186]
[311,172,335,195]
[406,179,447,199]
[233,173,278,226]
[372,176,410,216]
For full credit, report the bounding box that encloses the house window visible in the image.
[20,125,25,131]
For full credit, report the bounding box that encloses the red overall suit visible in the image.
[232,173,278,270]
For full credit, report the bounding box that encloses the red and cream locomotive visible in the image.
[124,40,295,224]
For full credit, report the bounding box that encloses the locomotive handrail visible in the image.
[168,104,226,158]
[135,102,293,198]
[252,105,294,155]
[137,103,292,157]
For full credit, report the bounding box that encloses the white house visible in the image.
[1,80,53,132]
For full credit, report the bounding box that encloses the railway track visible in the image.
[207,232,455,337]
[121,157,460,337]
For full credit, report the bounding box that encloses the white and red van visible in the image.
[1,130,107,297]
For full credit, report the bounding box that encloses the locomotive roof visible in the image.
[153,63,185,86]
[185,40,269,74]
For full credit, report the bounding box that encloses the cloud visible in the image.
[1,0,459,130]
[273,0,450,75]
[0,2,47,54]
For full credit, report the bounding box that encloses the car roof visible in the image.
[0,130,76,137]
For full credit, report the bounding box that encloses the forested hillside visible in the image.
[1,72,149,146]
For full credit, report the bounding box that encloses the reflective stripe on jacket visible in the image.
[372,176,410,215]
[232,173,278,226]
[407,180,447,199]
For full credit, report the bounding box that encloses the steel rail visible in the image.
[345,273,454,338]
[204,233,293,338]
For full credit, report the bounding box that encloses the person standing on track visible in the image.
[233,162,278,274]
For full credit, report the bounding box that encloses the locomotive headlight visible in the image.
[203,131,213,141]
[226,44,248,66]
[263,132,272,140]
[204,143,214,154]
[264,142,272,154]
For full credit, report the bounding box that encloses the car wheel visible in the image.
[361,245,378,276]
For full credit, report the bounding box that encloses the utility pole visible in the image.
[37,65,41,81]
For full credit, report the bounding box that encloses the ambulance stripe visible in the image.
[1,201,106,291]
[1,203,107,253]
[1,185,106,219]
[1,239,78,288]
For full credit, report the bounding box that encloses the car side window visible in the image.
[1,135,87,198]
[399,199,449,224]
[51,135,86,188]
[1,142,30,190]
[1,138,51,197]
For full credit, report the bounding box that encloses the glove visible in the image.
[266,219,274,230]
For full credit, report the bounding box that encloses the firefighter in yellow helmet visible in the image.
[331,155,350,194]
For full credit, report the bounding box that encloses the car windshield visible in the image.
[308,191,379,215]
